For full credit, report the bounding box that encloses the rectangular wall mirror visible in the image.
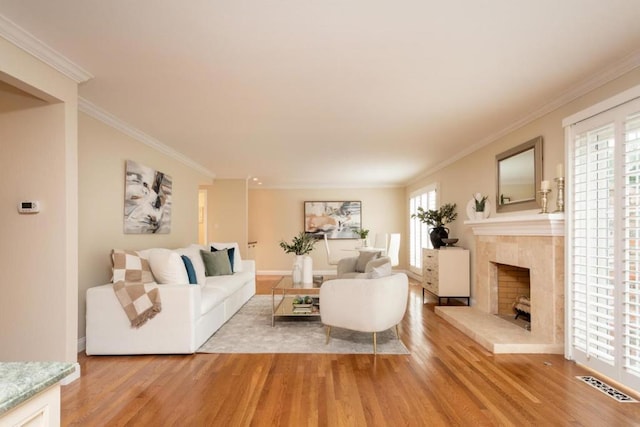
[496,136,543,213]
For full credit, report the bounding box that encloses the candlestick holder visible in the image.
[554,177,565,212]
[539,189,551,214]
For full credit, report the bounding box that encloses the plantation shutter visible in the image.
[571,122,615,366]
[566,92,640,393]
[623,112,640,378]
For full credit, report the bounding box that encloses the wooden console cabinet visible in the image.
[422,248,470,305]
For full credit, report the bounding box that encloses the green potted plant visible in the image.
[280,232,317,284]
[356,228,370,247]
[411,203,457,249]
[279,231,317,255]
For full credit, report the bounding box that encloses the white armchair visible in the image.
[319,272,409,353]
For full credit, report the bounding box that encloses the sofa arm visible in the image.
[240,259,255,274]
[86,283,202,355]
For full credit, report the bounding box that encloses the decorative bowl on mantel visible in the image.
[441,238,459,247]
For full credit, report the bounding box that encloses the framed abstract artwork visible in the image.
[124,160,172,234]
[304,201,361,239]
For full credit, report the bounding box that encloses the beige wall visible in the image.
[78,113,212,339]
[204,179,248,257]
[407,66,640,302]
[249,188,405,273]
[0,37,78,363]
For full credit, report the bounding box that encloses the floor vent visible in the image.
[576,376,637,403]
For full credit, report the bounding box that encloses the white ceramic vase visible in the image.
[302,255,313,284]
[292,255,304,283]
[474,211,485,220]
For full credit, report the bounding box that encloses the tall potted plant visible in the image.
[280,232,317,283]
[411,203,457,249]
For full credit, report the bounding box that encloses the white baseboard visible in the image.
[406,270,421,281]
[61,362,81,385]
[77,336,86,353]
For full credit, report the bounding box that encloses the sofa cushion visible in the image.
[112,249,154,284]
[178,246,207,285]
[211,246,235,273]
[181,255,198,284]
[200,285,227,315]
[143,248,189,284]
[355,251,380,273]
[201,250,232,276]
[204,271,253,296]
[210,242,243,272]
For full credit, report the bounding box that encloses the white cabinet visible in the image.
[0,385,61,427]
[422,248,470,305]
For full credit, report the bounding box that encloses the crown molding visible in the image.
[0,13,93,83]
[79,97,216,179]
[249,182,403,190]
[407,49,640,186]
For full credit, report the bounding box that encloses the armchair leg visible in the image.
[373,332,377,354]
[395,324,400,339]
[325,326,331,344]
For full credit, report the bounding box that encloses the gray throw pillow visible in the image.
[200,249,232,276]
[355,251,380,273]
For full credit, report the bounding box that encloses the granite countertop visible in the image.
[0,362,75,415]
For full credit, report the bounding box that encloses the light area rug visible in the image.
[198,295,409,355]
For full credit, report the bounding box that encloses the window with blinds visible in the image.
[566,93,640,393]
[409,185,437,275]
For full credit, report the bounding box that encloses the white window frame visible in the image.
[408,183,438,275]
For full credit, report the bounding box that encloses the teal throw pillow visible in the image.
[200,250,233,276]
[181,255,198,284]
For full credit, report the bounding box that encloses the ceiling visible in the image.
[1,1,639,188]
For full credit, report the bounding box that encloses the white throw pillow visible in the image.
[209,242,243,272]
[368,262,392,279]
[180,245,207,285]
[146,248,189,284]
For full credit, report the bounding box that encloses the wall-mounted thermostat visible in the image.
[18,201,40,214]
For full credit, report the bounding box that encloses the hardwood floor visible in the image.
[62,276,640,426]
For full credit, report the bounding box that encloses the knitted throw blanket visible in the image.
[112,249,162,328]
[113,281,162,328]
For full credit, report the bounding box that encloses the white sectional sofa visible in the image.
[85,243,255,355]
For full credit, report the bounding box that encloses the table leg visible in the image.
[271,289,276,327]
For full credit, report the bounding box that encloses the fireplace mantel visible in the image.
[464,213,564,237]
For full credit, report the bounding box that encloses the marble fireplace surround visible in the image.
[436,213,564,354]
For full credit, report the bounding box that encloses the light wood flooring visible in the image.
[61,276,640,426]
